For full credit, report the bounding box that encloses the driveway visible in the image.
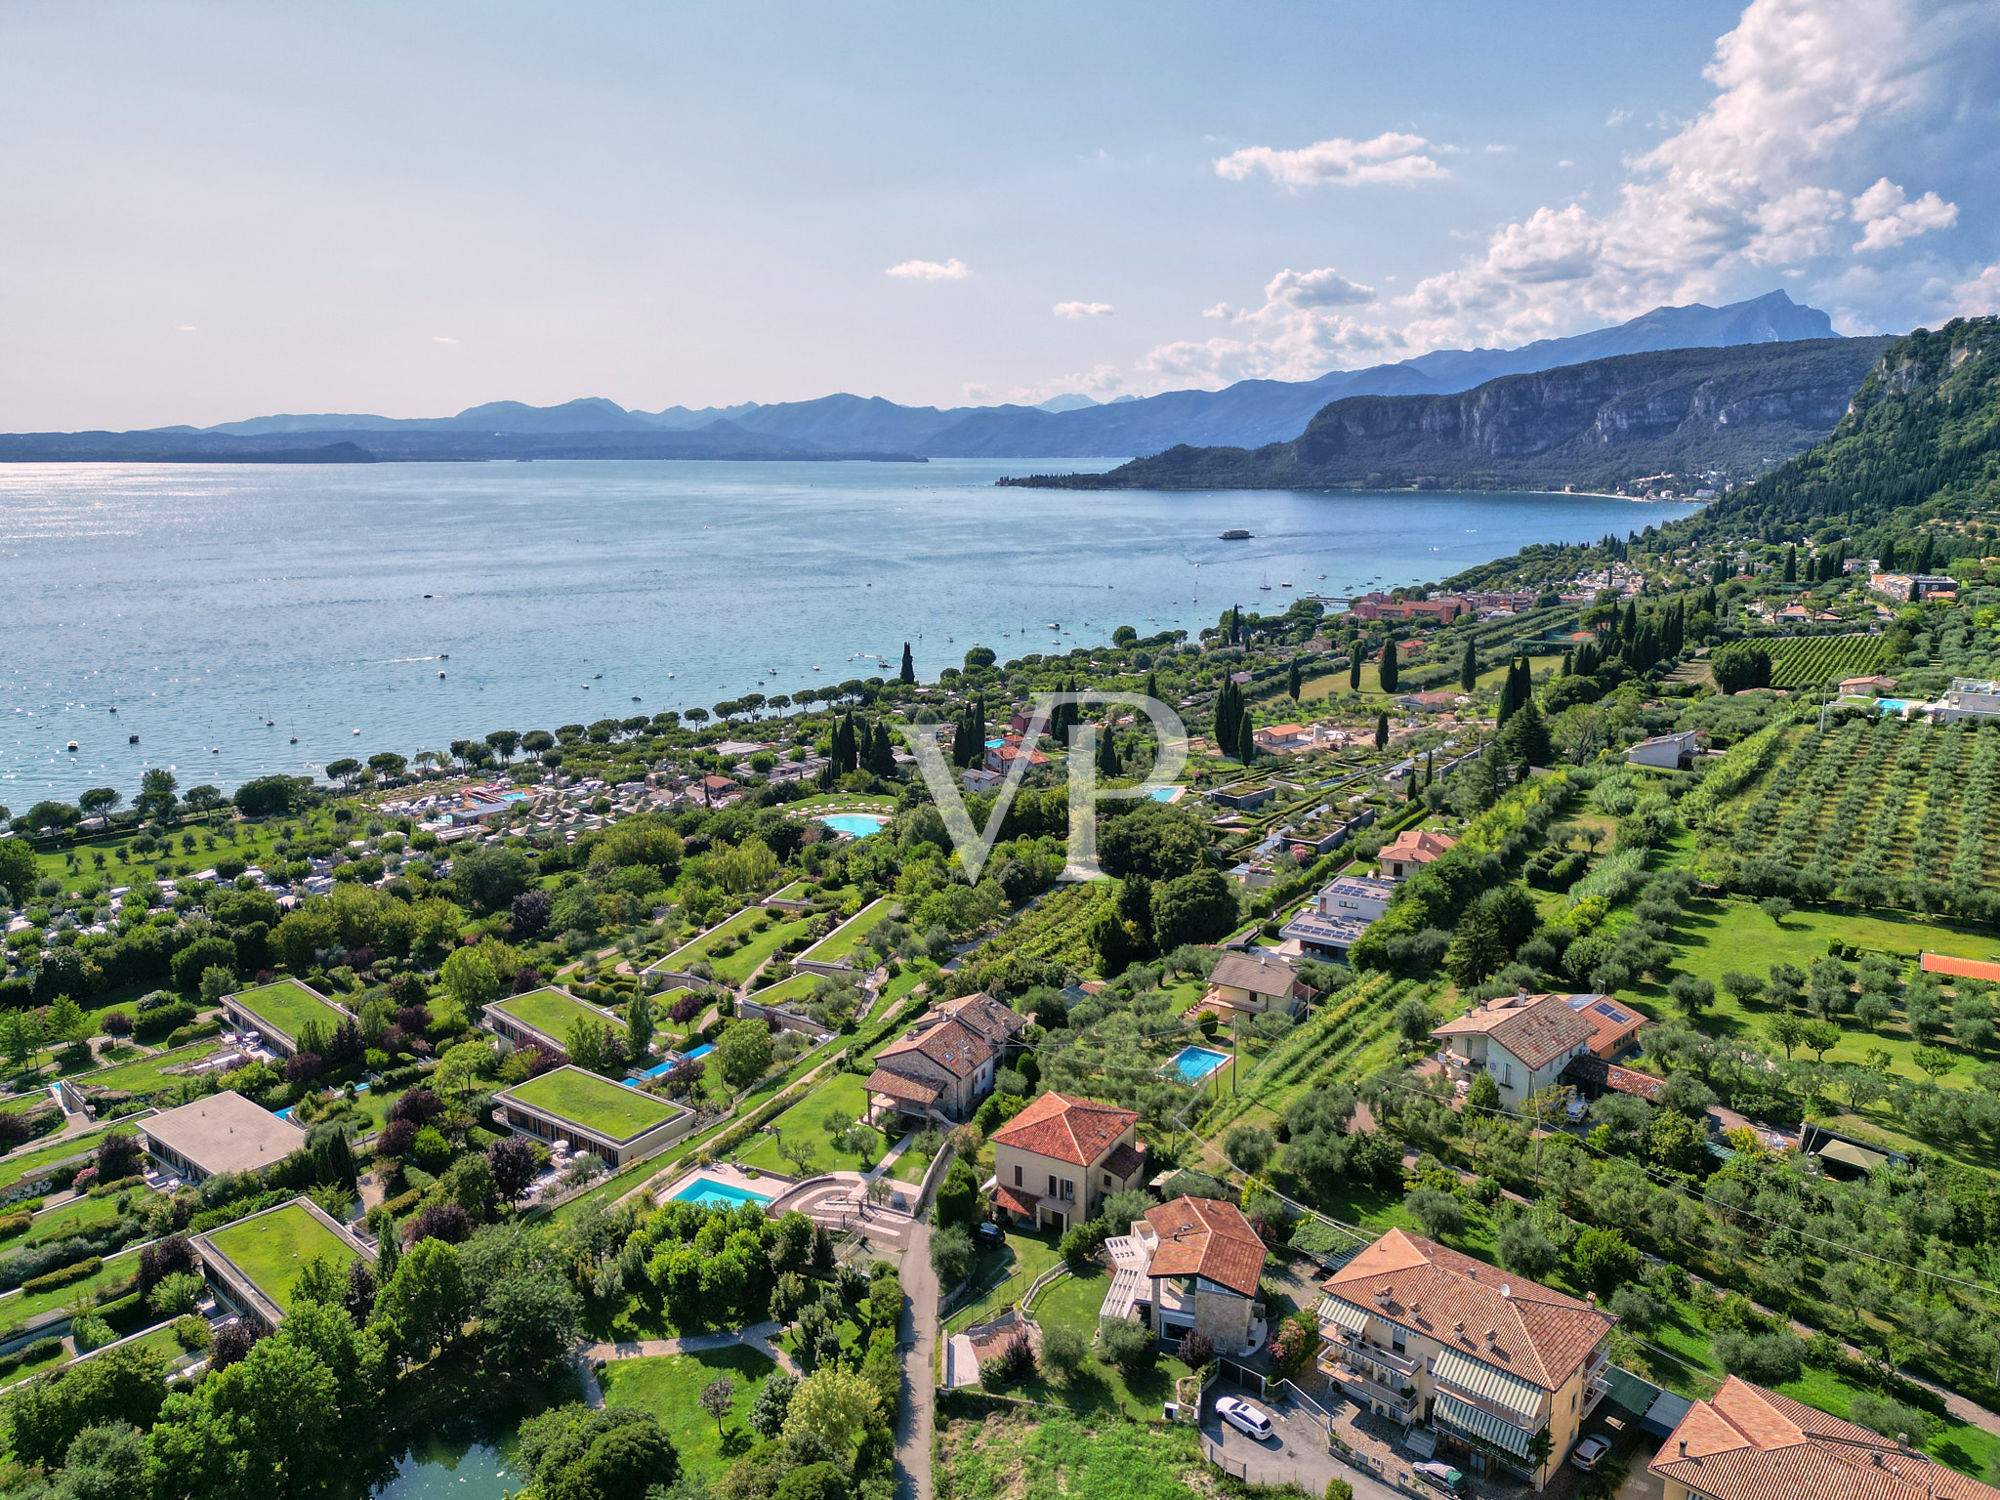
[895,1221,937,1500]
[1201,1388,1399,1500]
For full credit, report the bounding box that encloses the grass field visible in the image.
[0,1125,121,1194]
[490,987,621,1046]
[943,1229,1064,1339]
[203,1203,358,1315]
[25,1187,145,1245]
[598,1346,778,1476]
[0,1248,139,1323]
[503,1066,684,1141]
[748,973,819,1008]
[734,1071,884,1175]
[80,1041,229,1098]
[227,979,348,1043]
[940,1399,1201,1495]
[797,897,897,967]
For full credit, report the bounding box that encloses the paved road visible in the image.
[895,1221,937,1500]
[1202,1395,1398,1500]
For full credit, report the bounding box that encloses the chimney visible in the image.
[1586,1291,1597,1306]
[1678,1440,1687,1458]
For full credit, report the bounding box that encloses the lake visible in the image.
[0,458,1697,802]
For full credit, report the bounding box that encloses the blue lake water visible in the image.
[0,459,1696,802]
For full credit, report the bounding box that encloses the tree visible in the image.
[1404,1187,1465,1242]
[1225,1124,1275,1176]
[1915,1044,1958,1081]
[516,1405,679,1500]
[1149,867,1239,951]
[1287,658,1302,701]
[1710,641,1772,694]
[1348,648,1362,692]
[1235,714,1255,765]
[1465,1071,1501,1115]
[900,642,916,684]
[373,1235,470,1360]
[0,836,36,906]
[1800,1019,1843,1062]
[488,1136,542,1203]
[451,845,533,913]
[1766,1012,1806,1059]
[1758,896,1793,926]
[1495,1216,1560,1280]
[438,944,503,1018]
[1668,974,1715,1020]
[929,1223,974,1288]
[1379,637,1399,693]
[699,1376,736,1434]
[715,1019,774,1088]
[144,1334,347,1500]
[782,1366,879,1456]
[134,767,178,820]
[1459,639,1478,692]
[1374,711,1389,750]
[1040,1321,1089,1383]
[4,1344,169,1470]
[1570,1227,1639,1296]
[748,1371,796,1438]
[48,1419,148,1500]
[1100,1317,1157,1376]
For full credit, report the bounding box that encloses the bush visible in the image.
[1848,1391,1938,1444]
[20,1255,102,1296]
[1099,1317,1156,1376]
[1714,1330,1806,1386]
[1325,1483,1354,1500]
[1178,1329,1215,1370]
[0,1336,62,1374]
[1058,1218,1108,1270]
[1039,1321,1088,1382]
[0,1213,30,1241]
[173,1314,213,1352]
[978,1328,1036,1387]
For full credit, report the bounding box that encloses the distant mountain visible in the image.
[1002,337,1893,495]
[4,290,1843,464]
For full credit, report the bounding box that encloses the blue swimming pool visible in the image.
[820,813,888,837]
[1148,786,1179,803]
[669,1176,775,1210]
[684,1043,715,1062]
[1876,698,1916,713]
[1163,1045,1231,1083]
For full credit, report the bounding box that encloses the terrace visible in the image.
[220,979,354,1057]
[193,1197,374,1331]
[496,1065,695,1167]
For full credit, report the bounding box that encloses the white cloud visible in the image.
[1137,267,1393,386]
[174,324,198,333]
[1957,262,2000,315]
[1851,176,1958,251]
[1053,301,1114,319]
[885,257,970,281]
[1266,266,1375,307]
[1606,109,1633,127]
[431,335,460,345]
[1214,131,1445,190]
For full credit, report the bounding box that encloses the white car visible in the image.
[1571,1434,1613,1471]
[1215,1396,1275,1441]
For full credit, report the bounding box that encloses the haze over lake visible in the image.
[1,459,1696,802]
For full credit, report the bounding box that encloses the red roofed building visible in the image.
[989,1092,1146,1232]
[1921,951,2000,985]
[1651,1376,2000,1500]
[1379,827,1458,881]
[1432,991,1601,1112]
[1317,1229,1615,1491]
[1102,1196,1266,1355]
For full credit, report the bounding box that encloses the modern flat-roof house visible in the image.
[482,985,627,1063]
[1318,1229,1615,1491]
[989,1092,1146,1233]
[1626,730,1700,770]
[494,1065,695,1168]
[1379,828,1457,881]
[1936,678,2000,724]
[1201,951,1309,1020]
[1103,1196,1266,1355]
[220,979,357,1058]
[1206,781,1275,811]
[1440,1000,1640,1120]
[863,997,1022,1127]
[139,1090,308,1182]
[193,1196,375,1332]
[1649,1376,2000,1500]
[1281,874,1399,961]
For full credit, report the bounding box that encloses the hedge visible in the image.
[0,1213,30,1242]
[0,1337,63,1375]
[21,1256,102,1296]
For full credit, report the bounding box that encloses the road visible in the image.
[895,1221,937,1500]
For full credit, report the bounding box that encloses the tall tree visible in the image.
[899,642,915,684]
[1235,715,1255,764]
[1286,658,1302,702]
[1348,647,1363,692]
[1459,639,1478,692]
[1379,637,1400,693]
[1374,712,1389,751]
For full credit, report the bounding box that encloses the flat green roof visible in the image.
[491,987,620,1044]
[228,980,347,1043]
[502,1066,683,1141]
[203,1202,359,1314]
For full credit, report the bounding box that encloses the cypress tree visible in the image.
[1916,531,1935,573]
[1236,715,1256,764]
[1424,749,1435,789]
[1880,536,1900,571]
[1374,711,1389,751]
[899,642,915,684]
[1783,546,1797,583]
[1098,719,1119,777]
[1145,670,1158,703]
[836,710,858,774]
[1460,639,1478,692]
[1287,658,1302,702]
[1561,648,1575,678]
[1213,679,1237,752]
[870,721,896,777]
[1380,637,1400,693]
[1349,648,1363,693]
[1497,666,1521,728]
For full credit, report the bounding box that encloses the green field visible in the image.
[203,1202,359,1315]
[796,898,897,967]
[227,980,348,1043]
[748,973,819,1008]
[598,1346,778,1477]
[0,1247,140,1324]
[81,1041,228,1098]
[939,1409,1204,1500]
[942,1229,1064,1339]
[734,1071,884,1175]
[24,1187,144,1245]
[490,987,621,1047]
[503,1067,684,1141]
[0,1125,121,1194]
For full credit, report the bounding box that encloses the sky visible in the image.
[2,0,1997,429]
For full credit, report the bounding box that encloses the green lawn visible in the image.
[712,915,818,986]
[25,1187,145,1244]
[598,1346,777,1477]
[943,1229,1064,1337]
[502,1067,685,1141]
[227,979,349,1044]
[735,1072,884,1176]
[79,1040,228,1098]
[202,1203,359,1315]
[797,898,898,967]
[490,987,623,1047]
[0,1125,120,1193]
[0,1248,140,1323]
[749,973,820,1008]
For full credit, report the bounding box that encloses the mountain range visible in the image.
[0,291,1840,464]
[1001,336,1895,496]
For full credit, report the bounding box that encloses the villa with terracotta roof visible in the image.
[1650,1376,2000,1500]
[1102,1195,1267,1355]
[1379,827,1458,881]
[864,996,1023,1127]
[1201,950,1310,1021]
[1317,1228,1615,1491]
[988,1091,1147,1232]
[1432,991,1640,1111]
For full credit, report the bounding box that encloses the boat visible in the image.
[65,740,78,752]
[1219,528,1253,540]
[439,671,446,678]
[1280,581,1294,588]
[129,734,139,745]
[289,736,297,744]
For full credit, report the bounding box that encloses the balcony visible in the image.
[1432,1372,1550,1434]
[1334,1330,1422,1382]
[1320,1353,1415,1417]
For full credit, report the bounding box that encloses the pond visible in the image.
[365,1422,522,1499]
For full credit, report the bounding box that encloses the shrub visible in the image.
[978,1328,1036,1387]
[1325,1483,1354,1500]
[21,1256,102,1296]
[1714,1330,1806,1386]
[1099,1317,1156,1376]
[173,1314,213,1351]
[1848,1391,1939,1444]
[1039,1321,1088,1382]
[148,1270,206,1319]
[1058,1219,1108,1270]
[1178,1330,1215,1370]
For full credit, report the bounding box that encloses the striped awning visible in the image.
[1316,1295,1370,1334]
[1433,1392,1534,1460]
[1433,1348,1545,1419]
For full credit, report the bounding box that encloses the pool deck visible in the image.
[1161,1045,1232,1083]
[657,1162,789,1207]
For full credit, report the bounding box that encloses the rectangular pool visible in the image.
[668,1176,776,1210]
[1162,1044,1231,1083]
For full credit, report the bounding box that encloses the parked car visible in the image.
[1565,1097,1590,1123]
[1571,1434,1612,1471]
[1215,1396,1274,1441]
[1412,1461,1468,1496]
[972,1221,1006,1249]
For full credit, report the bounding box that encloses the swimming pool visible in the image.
[1876,698,1916,714]
[820,813,888,837]
[684,1043,715,1062]
[1162,1045,1231,1083]
[1147,786,1180,803]
[668,1176,775,1210]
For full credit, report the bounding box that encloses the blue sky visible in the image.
[2,0,1995,427]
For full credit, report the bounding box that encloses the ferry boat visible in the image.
[1219,528,1253,540]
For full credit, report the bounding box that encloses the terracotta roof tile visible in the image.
[1144,1196,1265,1298]
[1432,993,1595,1072]
[1102,1141,1147,1180]
[877,1016,995,1081]
[990,1092,1137,1167]
[866,1068,942,1104]
[1323,1228,1612,1390]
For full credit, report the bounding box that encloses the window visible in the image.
[1013,1165,1022,1188]
[1391,1327,1407,1353]
[1103,1174,1112,1189]
[1062,1178,1076,1201]
[1048,1175,1058,1198]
